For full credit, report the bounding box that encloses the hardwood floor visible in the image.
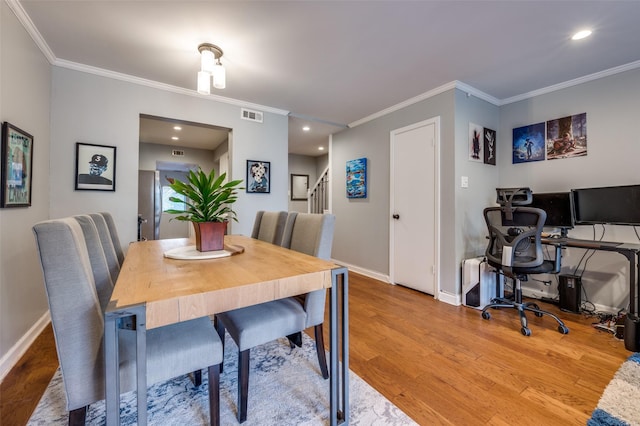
[1,322,58,426]
[2,272,630,425]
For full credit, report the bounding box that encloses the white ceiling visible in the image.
[12,0,640,156]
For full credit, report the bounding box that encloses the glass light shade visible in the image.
[213,63,226,89]
[197,71,211,95]
[200,49,216,73]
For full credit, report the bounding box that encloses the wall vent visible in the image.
[171,149,185,157]
[241,108,263,123]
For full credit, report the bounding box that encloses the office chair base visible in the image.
[481,297,569,336]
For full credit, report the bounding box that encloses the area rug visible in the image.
[29,333,417,425]
[588,352,640,426]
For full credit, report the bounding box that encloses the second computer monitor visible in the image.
[530,192,575,235]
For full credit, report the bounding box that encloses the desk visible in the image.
[542,237,640,315]
[104,235,349,425]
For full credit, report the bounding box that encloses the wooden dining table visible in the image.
[104,235,349,425]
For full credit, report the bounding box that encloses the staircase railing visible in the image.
[308,166,329,214]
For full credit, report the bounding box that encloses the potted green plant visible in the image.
[164,167,244,252]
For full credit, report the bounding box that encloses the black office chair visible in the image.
[481,192,569,336]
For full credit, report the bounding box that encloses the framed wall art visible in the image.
[483,127,496,165]
[512,122,545,164]
[1,122,34,207]
[546,112,587,160]
[247,160,270,193]
[346,157,367,199]
[468,122,483,162]
[75,142,116,191]
[291,174,309,200]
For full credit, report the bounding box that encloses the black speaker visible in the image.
[558,275,581,313]
[624,313,640,352]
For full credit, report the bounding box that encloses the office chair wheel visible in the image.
[558,325,569,334]
[521,327,531,336]
[482,311,491,320]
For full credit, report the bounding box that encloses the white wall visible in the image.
[49,67,289,245]
[499,68,640,311]
[0,2,51,373]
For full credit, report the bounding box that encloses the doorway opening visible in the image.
[138,114,231,240]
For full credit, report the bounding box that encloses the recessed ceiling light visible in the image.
[571,29,592,40]
[318,146,324,151]
[173,126,182,131]
[302,126,310,132]
[171,136,179,140]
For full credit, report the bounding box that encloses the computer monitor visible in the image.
[572,184,640,226]
[530,192,575,236]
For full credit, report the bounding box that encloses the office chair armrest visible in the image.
[551,241,562,274]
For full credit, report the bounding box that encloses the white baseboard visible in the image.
[332,259,391,284]
[438,291,460,306]
[332,258,462,307]
[0,311,51,382]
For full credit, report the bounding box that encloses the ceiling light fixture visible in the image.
[197,43,226,94]
[303,126,310,132]
[571,29,592,40]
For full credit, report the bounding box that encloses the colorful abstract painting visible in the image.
[346,158,367,198]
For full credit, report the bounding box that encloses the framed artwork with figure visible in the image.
[246,160,270,193]
[1,122,34,207]
[75,142,116,191]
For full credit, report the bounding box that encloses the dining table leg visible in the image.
[105,304,148,426]
[330,267,349,425]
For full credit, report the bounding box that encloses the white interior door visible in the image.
[390,117,439,295]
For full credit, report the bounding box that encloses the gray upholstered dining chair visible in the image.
[87,213,121,284]
[250,210,288,244]
[33,217,223,426]
[215,212,335,423]
[97,211,125,266]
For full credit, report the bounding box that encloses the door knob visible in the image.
[392,214,400,220]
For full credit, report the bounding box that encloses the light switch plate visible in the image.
[461,176,469,188]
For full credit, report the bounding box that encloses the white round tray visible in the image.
[163,245,233,260]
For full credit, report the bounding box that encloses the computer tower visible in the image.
[624,313,640,352]
[461,257,502,309]
[558,275,582,313]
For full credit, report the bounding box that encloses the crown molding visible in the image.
[10,0,640,122]
[500,60,640,105]
[8,0,288,116]
[6,0,56,63]
[54,59,289,116]
[349,81,499,129]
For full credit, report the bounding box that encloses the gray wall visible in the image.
[499,68,640,310]
[288,154,317,212]
[453,90,500,281]
[331,90,458,295]
[0,2,51,372]
[49,67,289,245]
[1,15,288,369]
[139,142,217,174]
